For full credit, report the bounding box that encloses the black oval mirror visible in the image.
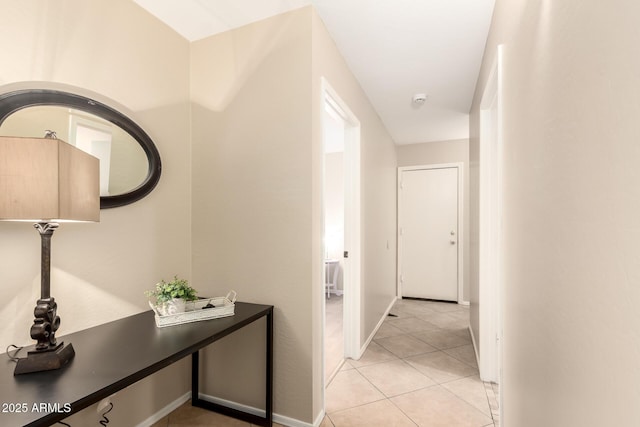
[0,89,161,209]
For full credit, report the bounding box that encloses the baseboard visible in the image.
[326,358,346,385]
[136,391,314,427]
[135,392,191,427]
[313,408,326,427]
[359,296,398,357]
[197,393,314,427]
[469,325,481,373]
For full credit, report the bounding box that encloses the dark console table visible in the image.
[0,302,273,427]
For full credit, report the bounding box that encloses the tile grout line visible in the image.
[365,337,489,417]
[385,393,421,427]
[354,356,423,427]
[441,345,480,369]
[327,300,487,426]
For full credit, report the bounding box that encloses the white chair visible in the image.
[325,259,340,298]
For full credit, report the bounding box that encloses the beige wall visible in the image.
[396,139,468,167]
[190,7,398,423]
[190,7,315,422]
[396,139,470,301]
[470,1,640,425]
[0,0,192,424]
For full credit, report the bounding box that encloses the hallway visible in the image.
[324,298,499,426]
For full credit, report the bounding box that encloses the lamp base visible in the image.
[14,342,75,375]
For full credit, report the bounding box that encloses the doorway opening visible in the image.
[69,112,113,197]
[323,94,345,384]
[321,78,361,391]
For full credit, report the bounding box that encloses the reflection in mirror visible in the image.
[0,106,148,197]
[0,89,161,209]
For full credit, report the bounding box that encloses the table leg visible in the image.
[191,311,274,426]
[191,351,199,404]
[266,307,273,426]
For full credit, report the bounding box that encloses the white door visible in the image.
[399,167,459,301]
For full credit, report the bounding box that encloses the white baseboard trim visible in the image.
[469,325,494,383]
[198,393,314,427]
[136,391,314,427]
[326,358,346,385]
[135,392,191,427]
[469,325,481,374]
[359,296,398,357]
[313,408,327,427]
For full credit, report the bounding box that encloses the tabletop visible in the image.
[0,302,273,427]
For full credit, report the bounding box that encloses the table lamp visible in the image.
[0,136,99,375]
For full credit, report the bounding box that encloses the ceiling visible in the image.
[134,0,495,145]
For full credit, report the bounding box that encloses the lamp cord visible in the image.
[99,402,114,426]
[6,344,23,362]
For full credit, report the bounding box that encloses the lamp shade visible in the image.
[0,136,100,222]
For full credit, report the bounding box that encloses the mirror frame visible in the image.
[0,89,162,209]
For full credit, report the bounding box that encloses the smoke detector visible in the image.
[412,93,428,105]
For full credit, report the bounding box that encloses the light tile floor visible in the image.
[154,298,499,427]
[324,298,499,427]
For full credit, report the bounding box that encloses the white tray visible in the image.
[149,291,237,328]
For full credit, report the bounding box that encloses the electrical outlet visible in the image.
[97,396,112,414]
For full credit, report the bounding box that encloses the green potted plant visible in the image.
[146,276,198,316]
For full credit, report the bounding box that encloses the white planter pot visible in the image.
[158,298,186,316]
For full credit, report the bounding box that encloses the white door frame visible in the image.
[479,44,504,391]
[397,163,464,304]
[320,77,361,363]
